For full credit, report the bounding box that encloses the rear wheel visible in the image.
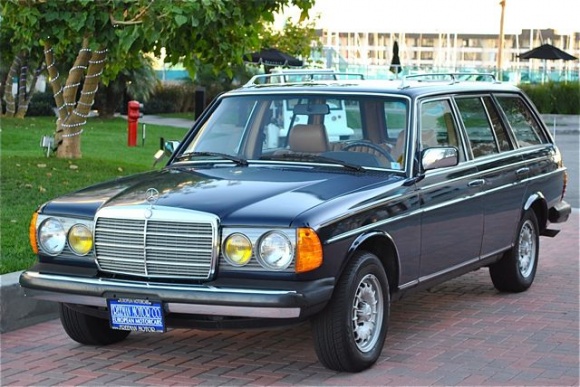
[489,210,539,292]
[59,303,130,345]
[311,251,389,372]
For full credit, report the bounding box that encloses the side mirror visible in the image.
[153,140,181,167]
[164,140,181,157]
[421,147,459,171]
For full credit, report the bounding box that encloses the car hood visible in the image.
[41,165,402,227]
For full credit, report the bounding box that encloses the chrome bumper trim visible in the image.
[20,271,302,319]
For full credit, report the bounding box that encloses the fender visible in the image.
[523,191,549,232]
[341,229,401,288]
[523,192,545,211]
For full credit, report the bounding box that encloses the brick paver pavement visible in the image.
[1,212,578,386]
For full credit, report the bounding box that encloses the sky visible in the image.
[279,0,580,35]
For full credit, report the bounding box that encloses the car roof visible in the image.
[228,75,522,99]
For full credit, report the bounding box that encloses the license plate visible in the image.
[108,298,165,332]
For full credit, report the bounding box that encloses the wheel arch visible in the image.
[523,192,548,232]
[345,231,400,295]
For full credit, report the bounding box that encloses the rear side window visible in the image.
[455,97,498,158]
[495,95,546,147]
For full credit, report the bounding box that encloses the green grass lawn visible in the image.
[0,116,188,274]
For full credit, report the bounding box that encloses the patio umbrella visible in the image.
[518,43,577,61]
[518,43,577,83]
[245,48,303,67]
[389,41,402,76]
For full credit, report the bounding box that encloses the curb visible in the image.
[0,271,58,333]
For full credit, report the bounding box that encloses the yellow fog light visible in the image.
[295,228,323,273]
[68,224,93,255]
[223,233,252,266]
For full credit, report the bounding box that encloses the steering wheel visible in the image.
[342,141,396,164]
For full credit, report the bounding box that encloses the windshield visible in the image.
[182,94,409,170]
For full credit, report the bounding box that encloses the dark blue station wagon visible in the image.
[21,73,571,372]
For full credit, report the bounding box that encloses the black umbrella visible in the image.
[518,44,577,61]
[389,41,402,76]
[245,48,303,67]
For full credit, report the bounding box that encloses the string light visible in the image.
[61,129,84,138]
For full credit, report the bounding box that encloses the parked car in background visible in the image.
[21,72,571,372]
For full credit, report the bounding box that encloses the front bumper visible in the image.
[19,271,334,319]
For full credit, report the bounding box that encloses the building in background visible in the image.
[289,0,580,83]
[321,28,579,82]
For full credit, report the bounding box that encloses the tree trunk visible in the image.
[44,39,107,159]
[2,53,23,117]
[95,82,123,118]
[15,55,30,118]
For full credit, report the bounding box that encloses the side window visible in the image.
[384,100,407,140]
[495,95,546,147]
[483,97,512,152]
[420,100,461,152]
[455,97,499,158]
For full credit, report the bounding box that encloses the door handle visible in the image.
[516,167,530,176]
[468,179,485,188]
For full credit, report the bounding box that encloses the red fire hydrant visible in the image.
[127,100,142,147]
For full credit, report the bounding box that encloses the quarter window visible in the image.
[495,96,546,147]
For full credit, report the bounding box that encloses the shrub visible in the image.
[25,91,56,117]
[143,84,190,114]
[519,82,579,114]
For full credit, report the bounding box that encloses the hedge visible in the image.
[519,82,579,115]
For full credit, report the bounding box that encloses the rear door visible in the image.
[416,98,483,278]
[454,95,525,257]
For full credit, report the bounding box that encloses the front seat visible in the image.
[288,124,330,153]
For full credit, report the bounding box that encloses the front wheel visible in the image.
[489,210,539,292]
[311,251,389,372]
[59,303,131,345]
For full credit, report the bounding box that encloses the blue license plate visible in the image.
[108,298,165,332]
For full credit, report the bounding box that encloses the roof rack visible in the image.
[402,72,497,84]
[244,70,365,87]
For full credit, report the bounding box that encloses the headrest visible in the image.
[288,124,329,153]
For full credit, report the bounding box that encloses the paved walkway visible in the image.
[1,212,578,386]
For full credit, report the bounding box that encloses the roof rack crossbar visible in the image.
[244,71,365,87]
[401,72,497,84]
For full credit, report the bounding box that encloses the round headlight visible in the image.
[38,218,66,255]
[68,224,93,255]
[223,233,252,266]
[257,231,293,270]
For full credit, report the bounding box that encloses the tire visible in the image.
[311,251,389,372]
[489,210,539,292]
[59,303,131,345]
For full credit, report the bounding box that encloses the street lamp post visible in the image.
[497,0,506,81]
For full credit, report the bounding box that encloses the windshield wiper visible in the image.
[260,153,364,171]
[176,151,249,166]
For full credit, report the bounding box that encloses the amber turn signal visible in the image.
[29,212,38,254]
[295,228,323,273]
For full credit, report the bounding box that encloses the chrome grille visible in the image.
[94,206,218,279]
